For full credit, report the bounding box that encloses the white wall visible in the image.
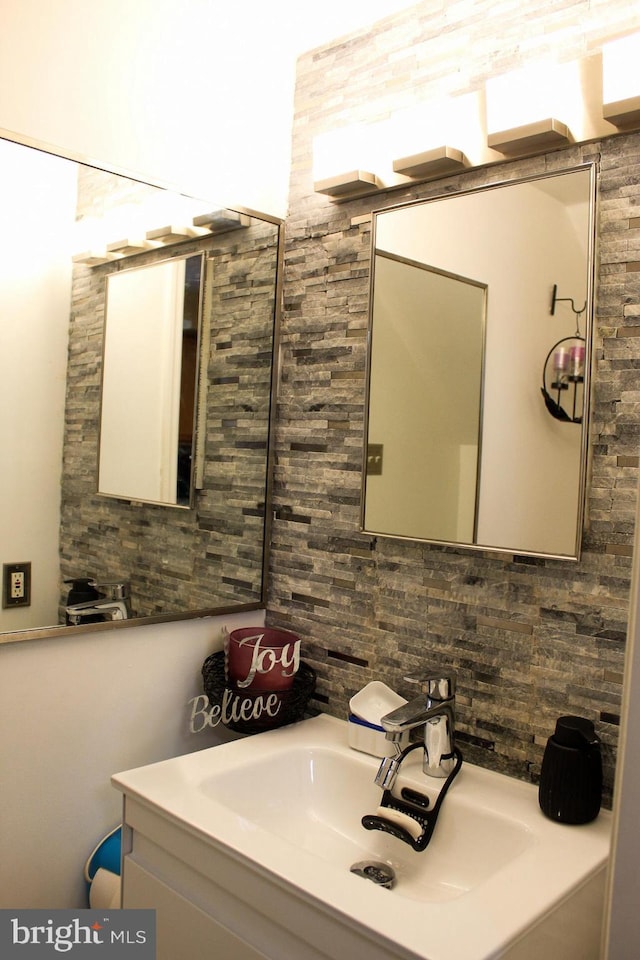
[0,0,417,216]
[0,0,291,213]
[0,139,76,632]
[0,609,263,909]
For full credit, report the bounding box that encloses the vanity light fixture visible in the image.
[313,170,383,199]
[312,122,386,200]
[602,32,640,128]
[71,196,249,268]
[73,229,206,268]
[540,285,586,424]
[486,63,575,157]
[310,36,640,200]
[488,118,572,156]
[72,213,247,268]
[71,250,123,266]
[72,214,125,265]
[146,224,210,243]
[392,146,470,180]
[106,236,161,256]
[192,209,250,233]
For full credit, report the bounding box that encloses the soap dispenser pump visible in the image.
[538,715,602,825]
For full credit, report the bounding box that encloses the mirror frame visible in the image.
[0,129,283,645]
[361,163,597,561]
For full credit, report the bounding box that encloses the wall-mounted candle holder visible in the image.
[540,285,586,423]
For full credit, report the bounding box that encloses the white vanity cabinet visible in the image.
[120,799,267,959]
[118,794,397,960]
[113,717,611,960]
[123,858,265,960]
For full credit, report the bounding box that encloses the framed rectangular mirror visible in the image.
[362,164,597,560]
[0,134,282,640]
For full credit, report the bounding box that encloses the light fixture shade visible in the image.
[312,122,385,199]
[488,118,572,155]
[387,92,482,178]
[192,210,250,233]
[313,170,382,199]
[602,32,640,128]
[486,63,576,155]
[72,250,123,266]
[393,146,469,179]
[145,224,209,243]
[106,237,159,255]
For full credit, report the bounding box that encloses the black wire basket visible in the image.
[201,651,316,734]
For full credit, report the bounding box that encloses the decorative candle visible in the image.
[553,347,569,373]
[569,343,585,377]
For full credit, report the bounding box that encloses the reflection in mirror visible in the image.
[367,254,486,544]
[99,253,204,507]
[363,165,596,560]
[0,136,281,639]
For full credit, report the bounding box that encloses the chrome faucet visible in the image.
[375,674,456,790]
[66,581,132,625]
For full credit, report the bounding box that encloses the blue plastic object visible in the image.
[348,712,385,732]
[84,826,122,903]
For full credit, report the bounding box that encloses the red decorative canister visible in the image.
[226,627,301,691]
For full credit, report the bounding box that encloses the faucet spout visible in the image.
[379,674,456,779]
[66,598,131,624]
[65,581,132,625]
[374,742,404,790]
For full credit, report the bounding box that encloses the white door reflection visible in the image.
[366,254,486,544]
[98,253,203,506]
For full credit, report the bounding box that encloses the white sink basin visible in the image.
[201,743,532,903]
[113,714,611,960]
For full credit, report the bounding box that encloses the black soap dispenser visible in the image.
[64,577,102,625]
[539,716,602,824]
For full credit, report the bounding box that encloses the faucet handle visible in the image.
[95,581,130,601]
[404,673,455,700]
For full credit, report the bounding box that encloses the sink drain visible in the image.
[350,860,396,889]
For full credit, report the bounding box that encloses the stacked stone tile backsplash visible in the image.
[267,0,640,801]
[60,165,279,618]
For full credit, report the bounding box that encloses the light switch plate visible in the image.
[367,444,384,476]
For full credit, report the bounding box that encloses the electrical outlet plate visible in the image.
[2,562,31,608]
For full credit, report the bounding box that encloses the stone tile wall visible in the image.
[267,0,640,801]
[59,166,279,619]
